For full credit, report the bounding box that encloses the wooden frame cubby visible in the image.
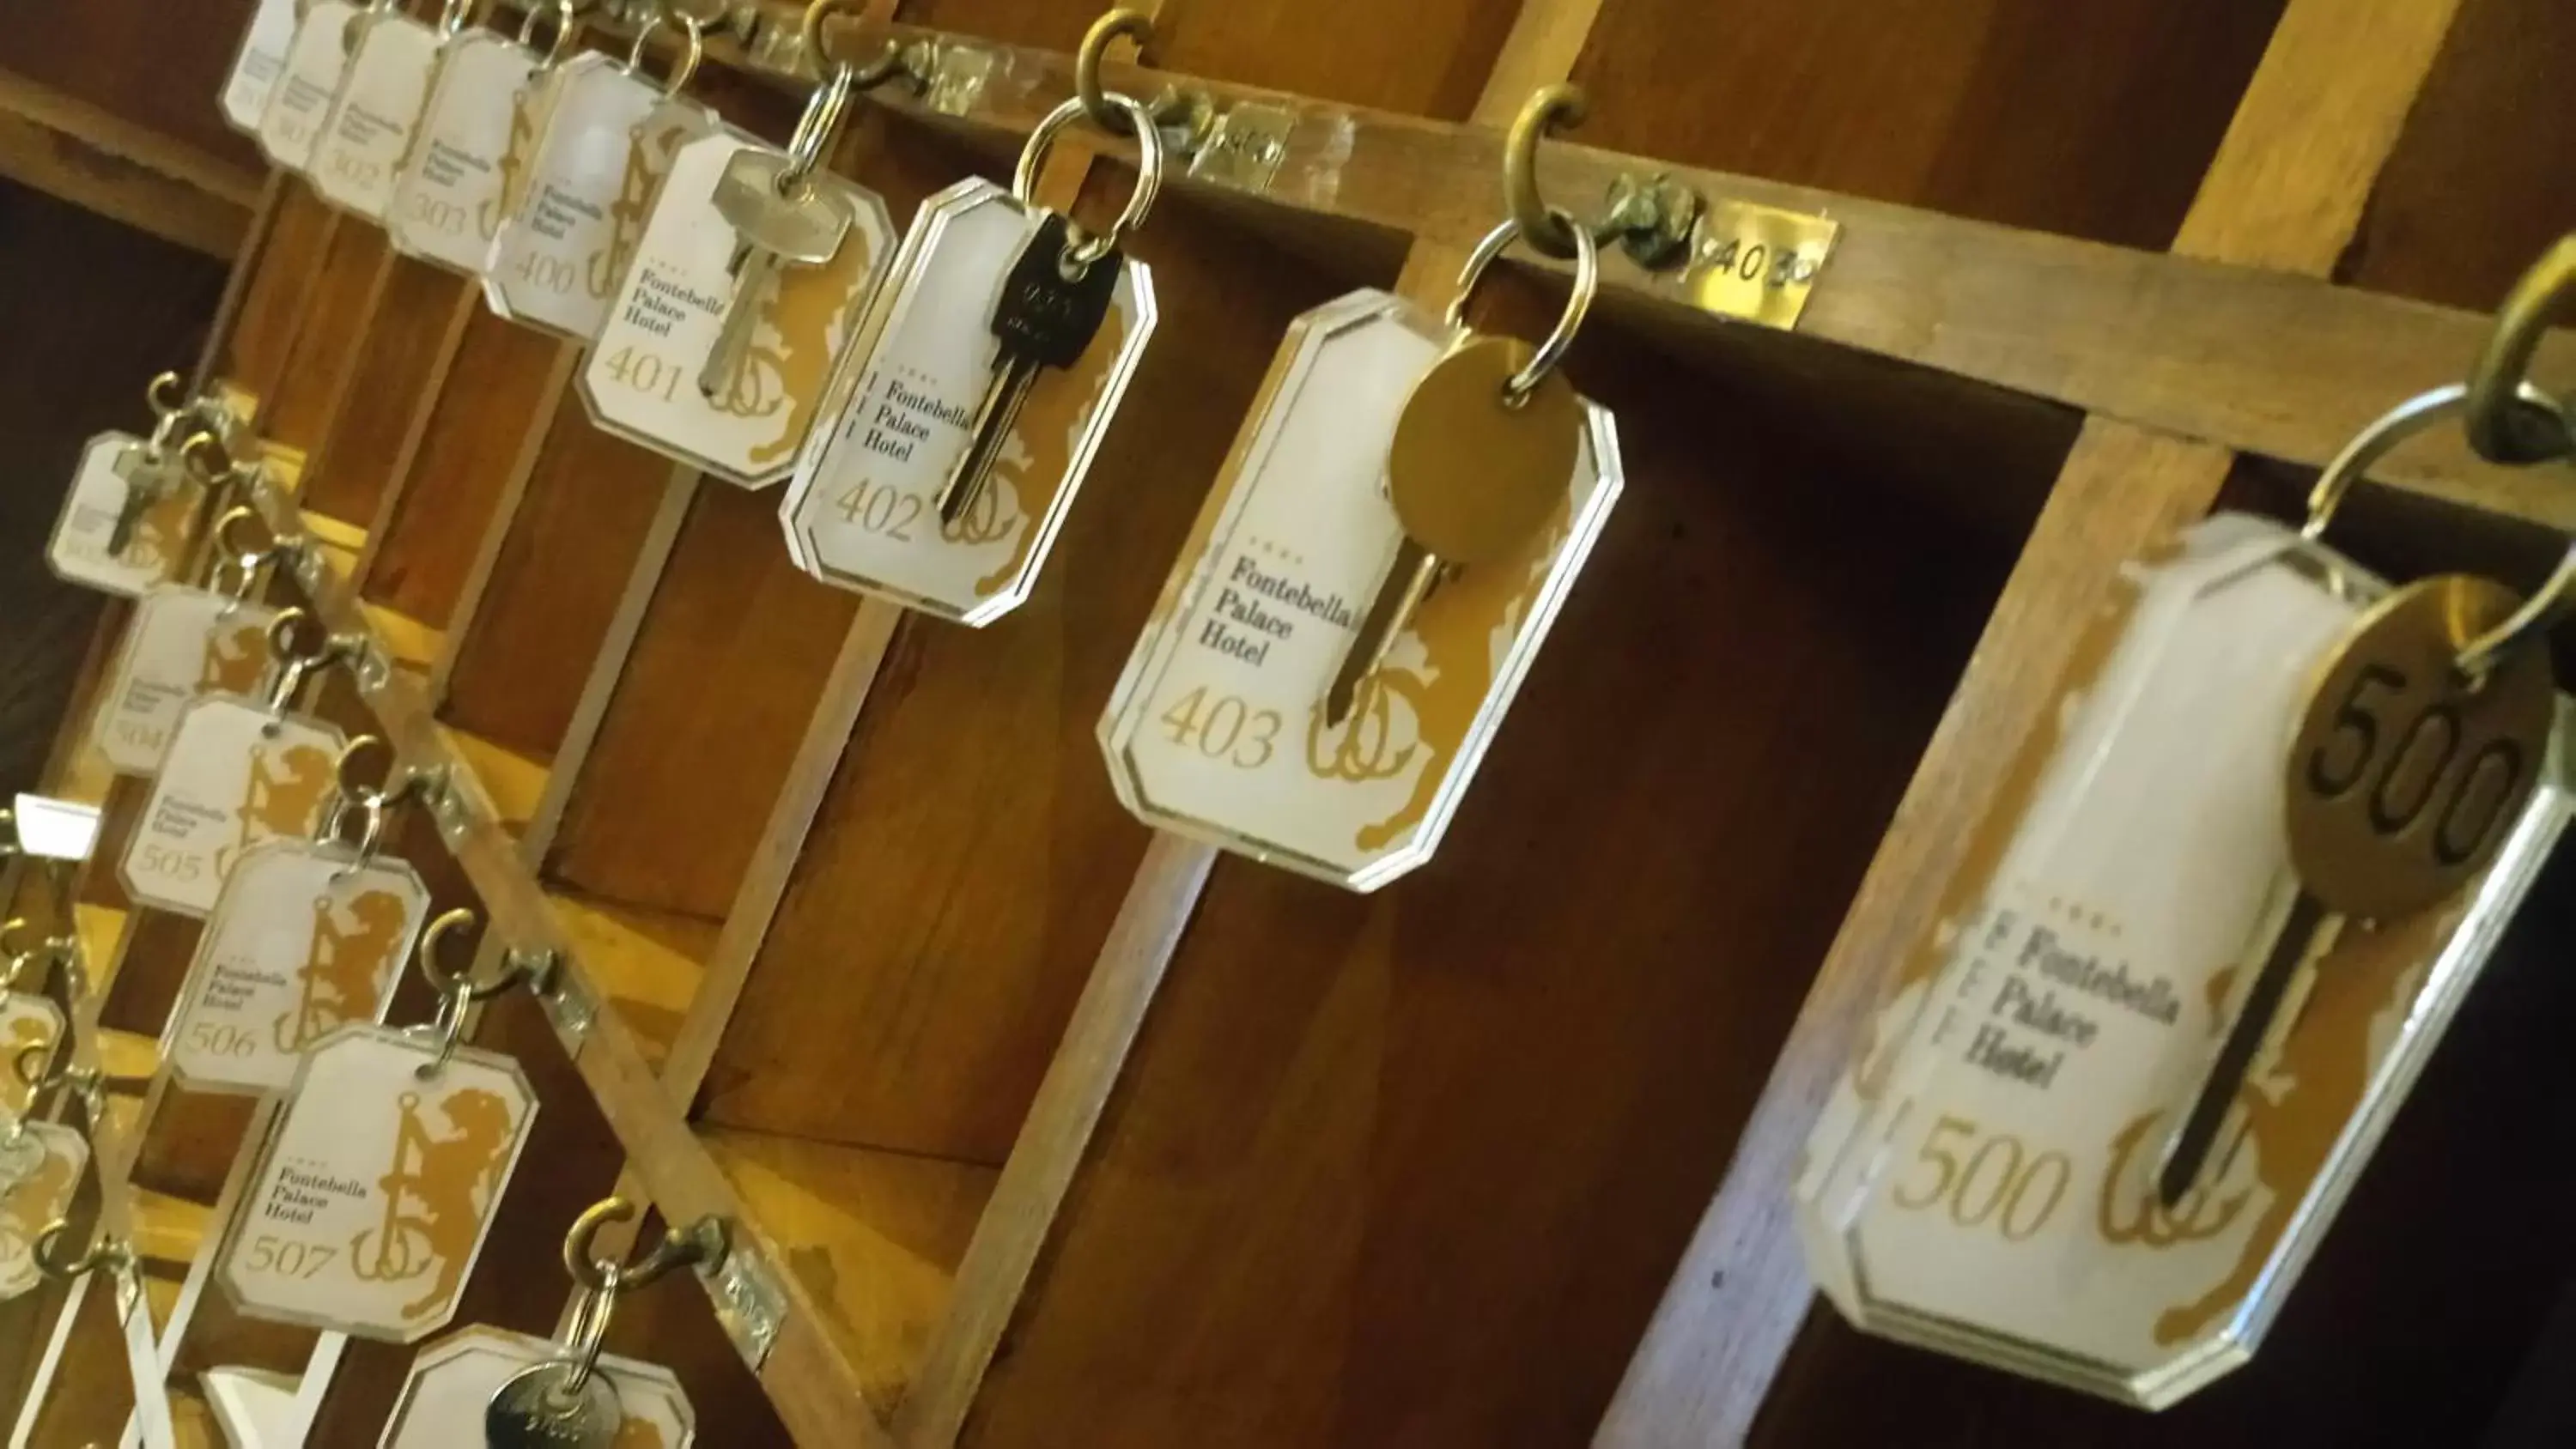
[13,0,2576,1445]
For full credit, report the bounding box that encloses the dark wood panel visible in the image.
[301,255,469,529]
[0,0,266,176]
[260,221,388,454]
[440,394,678,763]
[360,306,564,630]
[539,483,857,919]
[2345,0,2576,310]
[0,180,223,797]
[1571,0,2285,249]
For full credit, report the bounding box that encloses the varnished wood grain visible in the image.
[701,1125,997,1413]
[699,186,1347,1160]
[220,182,334,407]
[3,0,265,178]
[0,70,253,258]
[258,220,386,454]
[1574,0,2282,252]
[298,253,469,529]
[538,482,857,919]
[354,306,567,629]
[436,388,688,764]
[842,18,2576,531]
[2343,0,2576,312]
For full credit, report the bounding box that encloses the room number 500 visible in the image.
[1890,1114,2071,1242]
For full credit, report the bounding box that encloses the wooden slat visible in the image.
[768,15,2576,526]
[1595,3,2474,1443]
[238,479,899,1449]
[0,70,254,258]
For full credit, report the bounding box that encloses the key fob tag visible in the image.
[387,31,544,273]
[222,0,304,135]
[381,1325,694,1447]
[485,58,713,341]
[259,0,366,172]
[1096,289,1619,891]
[221,1026,536,1343]
[91,586,280,776]
[166,836,429,1094]
[123,695,347,918]
[583,132,896,488]
[311,9,441,220]
[48,433,193,598]
[780,179,1156,623]
[1795,513,2575,1405]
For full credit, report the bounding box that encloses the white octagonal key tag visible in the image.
[380,1325,695,1448]
[47,433,195,598]
[310,9,443,221]
[1098,288,1619,891]
[780,179,1156,624]
[89,585,279,776]
[165,838,429,1095]
[258,0,364,173]
[222,1026,537,1343]
[583,132,896,488]
[122,695,346,918]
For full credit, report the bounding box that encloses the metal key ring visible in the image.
[2305,379,2576,681]
[1012,92,1163,267]
[555,1275,620,1396]
[775,53,856,197]
[1444,211,1600,404]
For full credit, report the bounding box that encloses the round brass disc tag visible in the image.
[1387,336,1581,565]
[2286,574,2555,919]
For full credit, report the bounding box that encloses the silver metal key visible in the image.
[107,445,175,559]
[698,150,851,403]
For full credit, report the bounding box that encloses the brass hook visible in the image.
[563,1197,728,1294]
[33,1220,128,1282]
[1504,83,1589,261]
[143,371,189,419]
[179,431,237,485]
[1073,9,1206,146]
[2464,233,2576,467]
[11,1040,55,1092]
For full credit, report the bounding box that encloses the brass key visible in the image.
[1325,335,1583,724]
[2157,574,2553,1204]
